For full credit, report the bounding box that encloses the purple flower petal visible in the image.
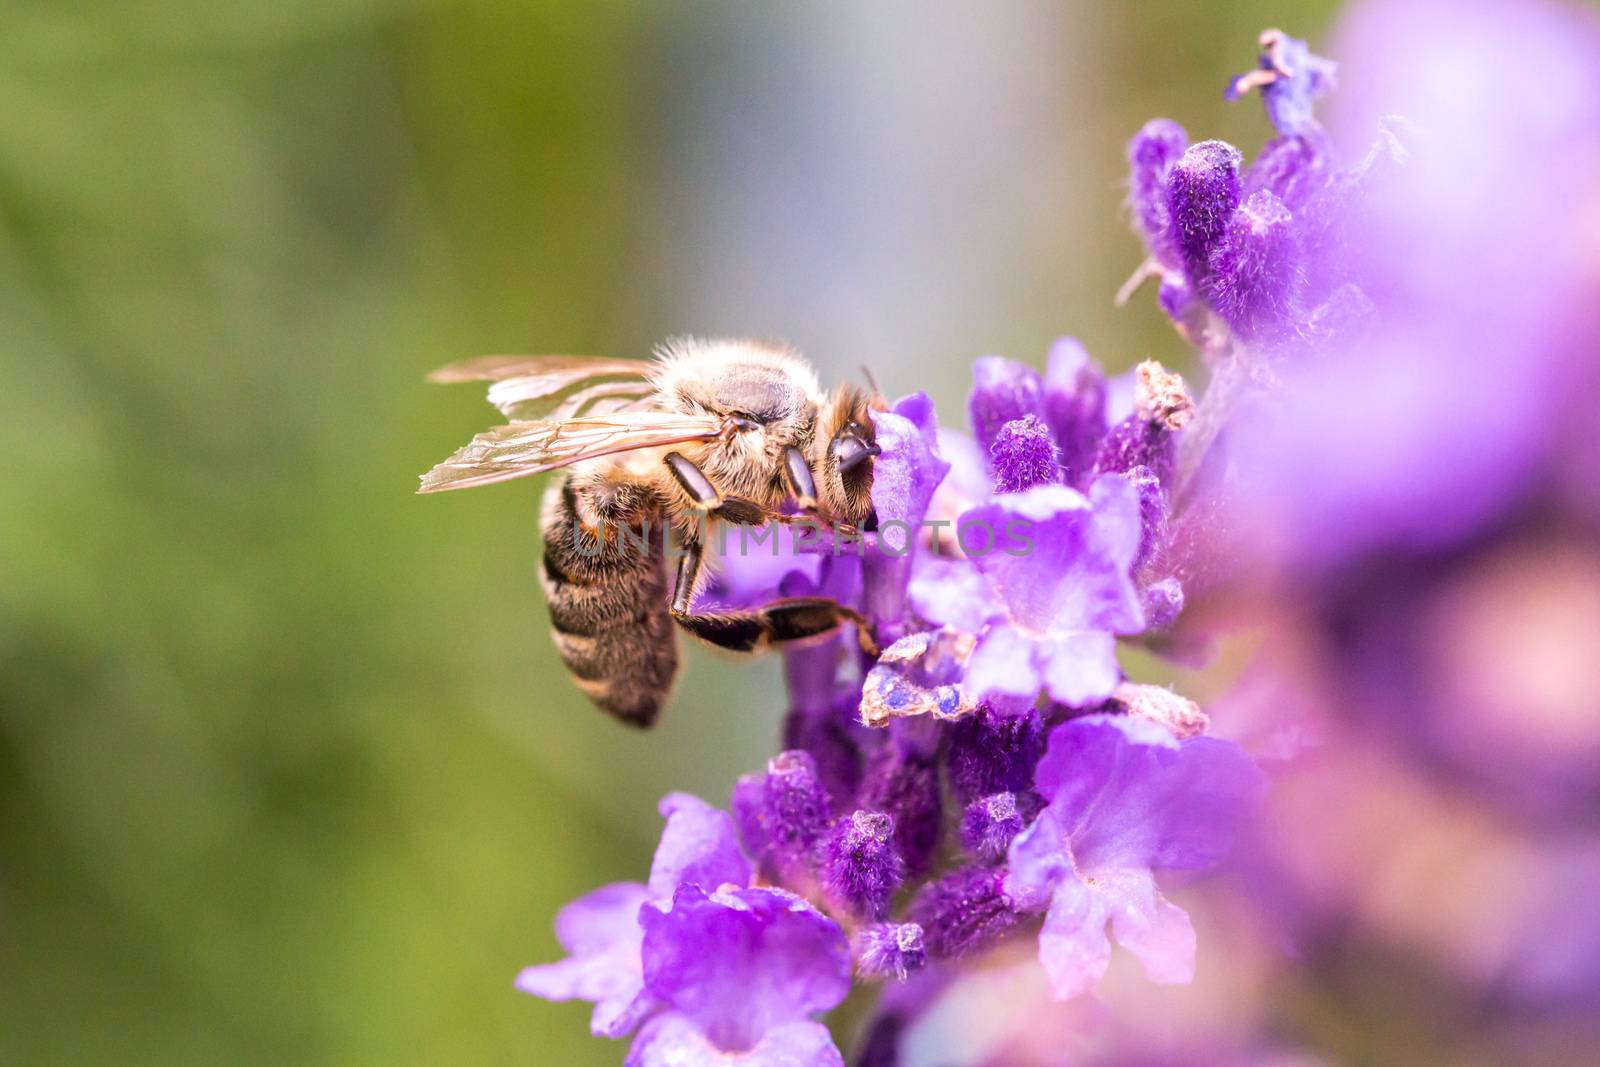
[1036,874,1113,1001]
[908,557,995,633]
[1227,29,1337,137]
[1042,337,1109,488]
[639,884,851,1053]
[961,626,1042,701]
[1032,866,1196,1002]
[516,882,656,1038]
[648,792,753,899]
[869,394,950,538]
[1096,867,1196,986]
[963,478,1144,635]
[626,1013,844,1067]
[1029,715,1268,874]
[867,394,952,641]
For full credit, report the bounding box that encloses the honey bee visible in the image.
[420,338,881,727]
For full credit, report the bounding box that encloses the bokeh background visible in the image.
[0,2,1339,1063]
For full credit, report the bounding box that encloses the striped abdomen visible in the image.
[539,480,678,727]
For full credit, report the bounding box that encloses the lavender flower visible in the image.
[949,476,1145,706]
[1005,716,1267,999]
[633,884,851,1066]
[516,792,752,1038]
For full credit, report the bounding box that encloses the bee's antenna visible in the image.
[859,364,881,395]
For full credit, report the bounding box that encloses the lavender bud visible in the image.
[989,415,1060,494]
[1166,140,1243,288]
[744,750,832,881]
[1042,337,1108,488]
[968,356,1044,453]
[945,703,1042,805]
[961,792,1027,862]
[823,810,905,920]
[858,740,942,877]
[908,865,1022,960]
[1141,576,1185,632]
[855,922,926,981]
[1209,190,1301,343]
[1126,118,1189,265]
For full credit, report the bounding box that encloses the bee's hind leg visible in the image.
[669,539,878,657]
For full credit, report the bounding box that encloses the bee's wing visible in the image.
[428,355,655,420]
[418,411,724,494]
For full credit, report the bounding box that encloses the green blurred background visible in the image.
[0,2,1334,1062]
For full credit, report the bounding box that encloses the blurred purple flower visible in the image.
[1225,29,1338,137]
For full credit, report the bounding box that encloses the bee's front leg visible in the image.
[669,538,878,657]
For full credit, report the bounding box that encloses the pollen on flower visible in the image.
[1133,361,1195,431]
[1112,682,1210,740]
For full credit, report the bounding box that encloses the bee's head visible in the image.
[814,383,879,527]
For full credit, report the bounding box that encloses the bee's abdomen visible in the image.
[539,480,677,728]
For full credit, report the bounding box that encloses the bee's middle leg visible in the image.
[664,452,767,525]
[669,539,878,657]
